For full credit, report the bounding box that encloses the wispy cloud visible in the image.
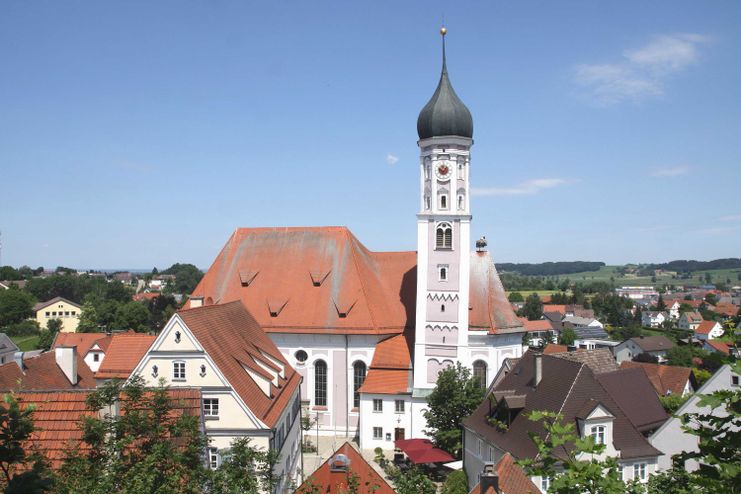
[472,178,570,197]
[650,165,690,177]
[386,154,399,165]
[574,34,709,105]
[718,214,741,222]
[693,225,741,235]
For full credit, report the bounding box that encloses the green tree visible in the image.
[37,318,63,351]
[666,346,693,367]
[391,466,436,494]
[656,294,666,311]
[519,410,643,494]
[424,362,484,457]
[559,328,576,346]
[0,289,36,327]
[161,263,203,295]
[508,292,524,303]
[0,393,55,493]
[519,293,544,321]
[75,301,100,333]
[441,470,468,494]
[112,301,150,332]
[56,376,208,494]
[207,437,280,494]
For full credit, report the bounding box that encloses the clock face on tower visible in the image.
[435,161,452,180]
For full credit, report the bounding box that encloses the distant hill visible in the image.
[496,261,605,276]
[647,258,741,272]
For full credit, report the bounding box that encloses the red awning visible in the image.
[394,438,454,464]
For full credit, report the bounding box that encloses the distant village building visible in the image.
[0,334,19,365]
[620,361,695,396]
[52,332,111,372]
[613,336,675,364]
[616,286,659,300]
[641,311,668,328]
[33,297,81,333]
[693,320,724,341]
[678,311,703,331]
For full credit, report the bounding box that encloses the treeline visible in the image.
[647,258,741,272]
[496,261,605,276]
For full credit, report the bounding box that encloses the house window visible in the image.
[732,375,739,387]
[634,463,647,481]
[203,398,219,417]
[314,360,327,406]
[590,425,605,445]
[435,223,452,249]
[209,448,220,469]
[173,361,186,380]
[438,265,448,281]
[45,312,50,317]
[618,464,624,480]
[395,400,405,413]
[353,361,366,409]
[373,399,383,412]
[93,353,100,362]
[541,476,550,492]
[71,311,76,316]
[473,360,487,389]
[373,427,383,440]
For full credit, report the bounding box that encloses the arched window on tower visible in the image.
[436,223,452,250]
[440,194,448,210]
[353,361,366,409]
[458,194,465,210]
[314,360,327,406]
[473,360,487,389]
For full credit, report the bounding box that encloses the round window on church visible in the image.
[295,350,308,364]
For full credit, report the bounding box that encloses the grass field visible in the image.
[549,266,741,287]
[11,335,40,351]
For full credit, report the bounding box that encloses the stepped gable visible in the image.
[469,252,524,334]
[189,227,416,335]
[177,301,300,428]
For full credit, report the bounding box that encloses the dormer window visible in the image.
[435,223,452,250]
[590,425,605,445]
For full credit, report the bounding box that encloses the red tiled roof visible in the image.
[297,442,394,494]
[188,227,521,336]
[52,332,111,357]
[704,340,732,355]
[359,333,412,395]
[0,352,96,391]
[695,320,720,335]
[542,304,566,315]
[620,361,692,396]
[518,317,554,332]
[95,332,155,380]
[714,304,738,317]
[177,301,300,428]
[470,453,539,494]
[543,344,568,355]
[133,292,160,302]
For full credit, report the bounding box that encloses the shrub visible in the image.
[2,320,40,337]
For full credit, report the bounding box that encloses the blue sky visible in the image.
[1,1,739,269]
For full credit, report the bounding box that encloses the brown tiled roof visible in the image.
[714,303,739,317]
[177,301,300,428]
[463,351,661,462]
[596,368,668,433]
[0,352,96,391]
[52,333,111,357]
[695,320,720,335]
[95,332,155,380]
[630,335,675,352]
[620,361,693,396]
[297,442,394,494]
[684,311,703,321]
[551,348,619,374]
[470,453,539,494]
[358,333,412,395]
[188,227,521,336]
[543,344,568,355]
[32,296,81,312]
[16,388,202,470]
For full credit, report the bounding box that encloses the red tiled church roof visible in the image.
[296,442,394,494]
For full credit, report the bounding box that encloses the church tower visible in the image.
[413,28,475,389]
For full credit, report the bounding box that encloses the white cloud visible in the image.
[386,154,399,165]
[693,225,741,235]
[650,165,690,177]
[472,178,570,197]
[718,214,741,222]
[575,34,709,105]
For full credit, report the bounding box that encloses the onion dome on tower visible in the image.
[417,27,474,140]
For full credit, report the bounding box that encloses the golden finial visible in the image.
[440,26,447,36]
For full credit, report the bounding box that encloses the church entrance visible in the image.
[394,428,405,441]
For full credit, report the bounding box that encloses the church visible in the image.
[186,29,524,451]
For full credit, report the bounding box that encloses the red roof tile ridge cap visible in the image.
[178,300,244,314]
[235,225,349,234]
[345,229,380,329]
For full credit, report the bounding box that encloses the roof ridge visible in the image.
[345,229,379,329]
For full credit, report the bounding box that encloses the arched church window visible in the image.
[314,360,327,406]
[353,361,366,409]
[458,194,465,210]
[436,223,452,250]
[473,360,487,389]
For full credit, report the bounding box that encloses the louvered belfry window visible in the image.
[436,223,452,249]
[314,360,327,406]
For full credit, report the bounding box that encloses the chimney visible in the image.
[55,346,78,385]
[534,352,543,387]
[480,463,500,494]
[13,352,24,371]
[190,296,204,309]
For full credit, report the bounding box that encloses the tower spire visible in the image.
[441,26,447,75]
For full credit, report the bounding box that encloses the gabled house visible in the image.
[94,331,155,382]
[641,311,668,328]
[518,318,558,347]
[678,311,703,331]
[693,320,724,341]
[650,364,739,472]
[620,361,695,396]
[664,301,681,320]
[703,340,736,356]
[33,296,82,333]
[296,442,394,494]
[130,301,302,492]
[52,332,112,372]
[613,336,675,363]
[462,351,663,492]
[0,334,19,365]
